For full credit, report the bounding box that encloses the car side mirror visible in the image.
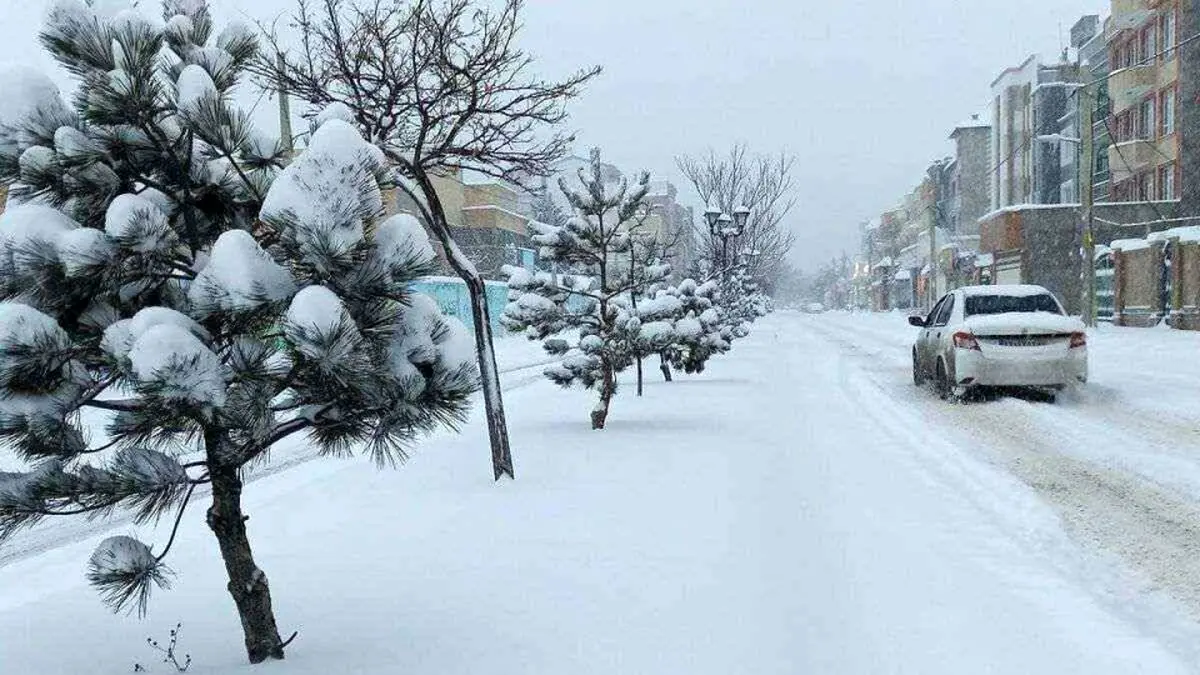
[907,315,926,328]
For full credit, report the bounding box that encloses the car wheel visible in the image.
[935,360,950,400]
[912,350,925,386]
[936,360,967,403]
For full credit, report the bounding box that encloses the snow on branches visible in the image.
[502,148,667,429]
[87,535,173,617]
[0,0,477,655]
[659,279,733,375]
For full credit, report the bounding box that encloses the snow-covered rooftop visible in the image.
[978,203,1081,223]
[953,113,990,131]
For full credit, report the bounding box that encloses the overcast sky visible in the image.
[2,0,1103,271]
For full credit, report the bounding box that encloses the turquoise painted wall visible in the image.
[410,277,511,333]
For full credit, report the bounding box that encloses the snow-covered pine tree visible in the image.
[501,148,666,429]
[258,0,603,482]
[719,266,769,334]
[661,278,733,375]
[0,0,477,664]
[632,285,682,384]
[622,229,676,395]
[530,182,569,232]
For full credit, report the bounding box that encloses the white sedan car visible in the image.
[909,285,1088,401]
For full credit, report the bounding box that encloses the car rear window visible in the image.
[964,293,1061,316]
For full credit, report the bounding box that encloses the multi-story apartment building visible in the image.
[1183,0,1200,214]
[948,115,991,240]
[990,56,1080,209]
[1060,15,1111,204]
[458,176,540,276]
[544,154,623,211]
[1105,0,1181,203]
[540,158,697,272]
[991,57,1037,209]
[388,169,540,280]
[643,180,697,270]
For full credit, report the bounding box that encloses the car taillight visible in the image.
[952,331,981,351]
[1069,332,1087,349]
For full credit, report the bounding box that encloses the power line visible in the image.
[1070,29,1200,94]
[994,29,1200,184]
[1099,113,1173,228]
[1094,214,1200,229]
[987,28,1199,207]
[988,125,1035,180]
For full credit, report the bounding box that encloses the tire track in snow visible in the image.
[0,359,557,569]
[803,314,1200,632]
[812,313,1200,453]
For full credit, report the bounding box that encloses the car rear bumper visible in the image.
[954,348,1088,387]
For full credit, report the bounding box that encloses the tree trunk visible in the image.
[659,352,673,382]
[463,274,515,480]
[590,361,616,430]
[636,356,644,396]
[205,431,285,665]
[409,171,514,481]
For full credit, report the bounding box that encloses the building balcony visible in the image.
[1108,139,1173,181]
[1108,0,1153,37]
[1158,56,1179,87]
[1109,65,1157,113]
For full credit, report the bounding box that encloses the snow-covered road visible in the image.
[3,312,1200,673]
[808,311,1200,621]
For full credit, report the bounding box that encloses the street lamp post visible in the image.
[704,204,750,279]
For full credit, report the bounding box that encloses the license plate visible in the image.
[995,337,1057,347]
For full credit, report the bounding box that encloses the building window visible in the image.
[1061,180,1077,204]
[1162,88,1176,135]
[1095,141,1109,176]
[1139,98,1155,139]
[1162,12,1177,59]
[1160,163,1176,200]
[1096,83,1110,118]
[1135,173,1151,201]
[1140,27,1154,65]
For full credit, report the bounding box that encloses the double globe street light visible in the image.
[704,204,751,278]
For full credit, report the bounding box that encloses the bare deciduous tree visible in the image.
[676,144,797,288]
[254,0,602,480]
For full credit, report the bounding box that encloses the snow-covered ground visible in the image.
[0,333,556,568]
[4,313,1200,673]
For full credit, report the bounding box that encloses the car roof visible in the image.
[956,284,1051,298]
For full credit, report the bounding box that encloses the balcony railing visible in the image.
[1108,0,1153,37]
[1110,65,1157,115]
[1108,139,1159,180]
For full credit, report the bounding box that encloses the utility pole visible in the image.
[1079,75,1097,326]
[927,176,938,310]
[277,54,294,156]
